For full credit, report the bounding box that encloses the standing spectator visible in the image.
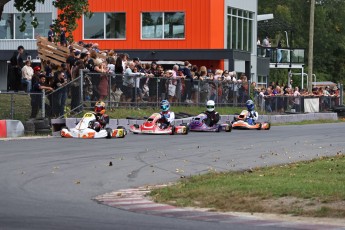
[97,60,109,101]
[264,87,273,112]
[9,45,25,91]
[48,24,55,42]
[52,71,67,117]
[123,61,144,103]
[114,54,125,97]
[182,61,193,103]
[293,86,301,112]
[148,62,159,103]
[199,66,209,104]
[30,75,53,118]
[21,60,34,92]
[262,35,271,57]
[60,27,67,47]
[70,60,85,113]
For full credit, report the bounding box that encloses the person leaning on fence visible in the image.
[30,75,53,118]
[51,71,68,117]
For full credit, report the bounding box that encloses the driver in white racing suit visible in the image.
[158,100,175,129]
[245,99,258,125]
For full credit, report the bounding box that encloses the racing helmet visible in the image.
[206,100,215,112]
[95,101,106,115]
[160,100,170,112]
[246,99,255,111]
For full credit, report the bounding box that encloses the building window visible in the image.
[227,7,254,53]
[0,13,51,40]
[84,13,126,39]
[141,12,185,39]
[0,13,14,39]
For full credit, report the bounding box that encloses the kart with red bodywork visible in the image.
[129,113,188,135]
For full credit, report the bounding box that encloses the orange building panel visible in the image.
[73,0,225,50]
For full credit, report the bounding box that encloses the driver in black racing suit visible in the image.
[204,100,220,127]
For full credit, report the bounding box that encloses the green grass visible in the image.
[150,154,345,218]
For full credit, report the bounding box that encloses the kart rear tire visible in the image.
[170,126,175,135]
[216,126,221,132]
[183,126,189,135]
[106,128,112,139]
[133,124,139,129]
[225,125,232,132]
[257,123,262,130]
[265,123,271,130]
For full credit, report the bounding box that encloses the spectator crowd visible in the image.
[8,40,342,119]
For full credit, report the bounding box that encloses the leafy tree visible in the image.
[259,0,345,84]
[0,0,91,42]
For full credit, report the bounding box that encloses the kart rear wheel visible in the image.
[257,123,262,130]
[184,126,189,135]
[170,126,175,135]
[133,124,139,129]
[265,123,271,130]
[106,128,112,139]
[225,125,232,132]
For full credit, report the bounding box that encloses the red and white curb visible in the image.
[94,186,345,230]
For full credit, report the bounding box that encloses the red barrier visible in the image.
[0,120,7,138]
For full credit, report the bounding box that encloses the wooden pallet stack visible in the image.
[36,36,70,67]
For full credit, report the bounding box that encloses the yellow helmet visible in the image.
[94,101,106,115]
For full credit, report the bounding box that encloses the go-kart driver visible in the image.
[92,101,109,132]
[245,99,258,125]
[159,100,175,129]
[204,100,220,127]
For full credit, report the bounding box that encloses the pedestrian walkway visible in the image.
[94,186,345,230]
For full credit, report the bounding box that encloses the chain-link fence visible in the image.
[0,70,343,121]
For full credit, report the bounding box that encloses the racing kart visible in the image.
[187,113,231,132]
[129,113,188,135]
[61,112,127,138]
[232,110,270,130]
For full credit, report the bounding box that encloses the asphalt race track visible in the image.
[0,123,345,230]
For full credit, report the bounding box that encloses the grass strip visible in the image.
[150,154,345,218]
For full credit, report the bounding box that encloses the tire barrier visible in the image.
[0,120,25,138]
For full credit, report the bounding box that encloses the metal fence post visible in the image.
[41,90,46,118]
[10,94,14,119]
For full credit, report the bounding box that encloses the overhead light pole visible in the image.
[308,0,315,92]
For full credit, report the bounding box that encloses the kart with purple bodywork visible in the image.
[186,113,232,132]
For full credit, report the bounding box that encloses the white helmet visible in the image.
[206,100,215,112]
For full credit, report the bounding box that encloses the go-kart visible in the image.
[188,113,231,132]
[232,110,270,130]
[61,112,127,138]
[129,113,188,135]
